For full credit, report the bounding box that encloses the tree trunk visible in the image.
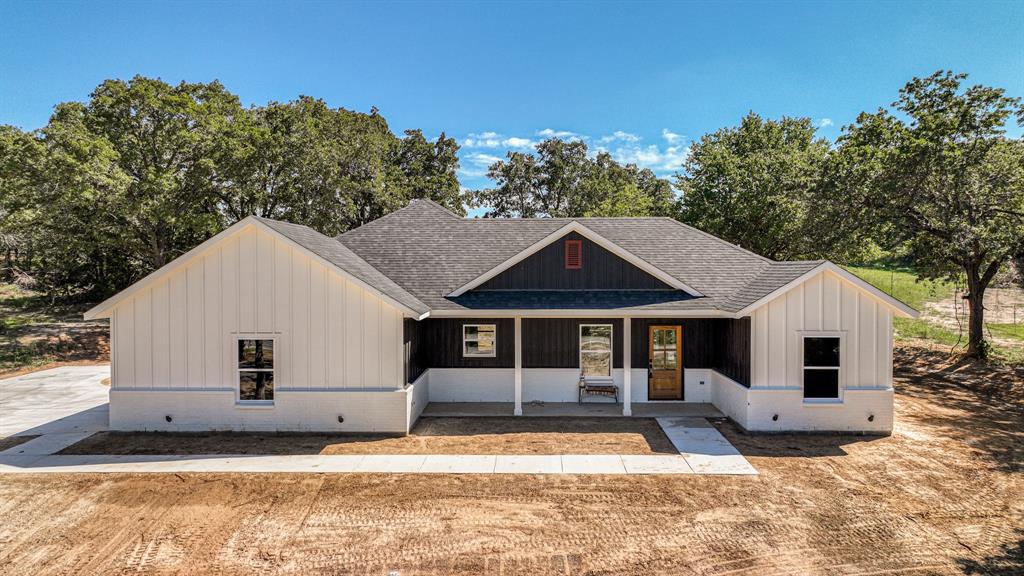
[965,267,987,358]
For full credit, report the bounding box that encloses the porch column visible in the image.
[623,316,632,416]
[514,316,523,416]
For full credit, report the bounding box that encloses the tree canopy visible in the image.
[820,70,1024,357]
[674,113,832,261]
[468,138,675,218]
[0,76,461,297]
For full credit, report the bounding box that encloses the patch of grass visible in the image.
[847,265,963,347]
[846,266,1023,364]
[987,323,1024,341]
[844,265,954,310]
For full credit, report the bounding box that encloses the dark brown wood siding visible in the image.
[407,316,750,386]
[419,318,515,368]
[477,232,673,291]
[403,319,426,384]
[717,317,751,386]
[630,318,751,387]
[521,318,624,369]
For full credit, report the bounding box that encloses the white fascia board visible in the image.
[85,217,422,320]
[734,262,919,319]
[427,309,728,318]
[446,221,704,297]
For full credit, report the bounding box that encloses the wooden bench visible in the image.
[578,374,618,404]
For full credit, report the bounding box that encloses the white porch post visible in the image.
[514,316,523,416]
[623,316,632,416]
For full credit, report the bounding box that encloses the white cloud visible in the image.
[661,129,683,144]
[458,152,506,178]
[817,118,834,128]
[462,132,535,149]
[598,131,641,144]
[610,144,690,174]
[536,128,579,139]
[503,137,534,148]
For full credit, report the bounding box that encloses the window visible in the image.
[580,324,613,378]
[463,324,496,357]
[565,239,582,269]
[803,336,840,399]
[237,338,275,402]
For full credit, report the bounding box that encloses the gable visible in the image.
[86,217,426,320]
[475,231,675,291]
[735,263,918,318]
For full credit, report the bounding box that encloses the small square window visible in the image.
[463,324,496,357]
[237,338,275,402]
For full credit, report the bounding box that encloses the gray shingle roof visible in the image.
[329,199,824,314]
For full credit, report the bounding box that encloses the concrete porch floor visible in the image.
[421,402,724,418]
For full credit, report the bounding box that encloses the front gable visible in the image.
[447,221,703,298]
[476,231,674,291]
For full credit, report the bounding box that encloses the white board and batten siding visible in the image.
[108,225,411,433]
[744,268,895,432]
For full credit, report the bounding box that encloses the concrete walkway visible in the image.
[0,415,756,475]
[0,452,755,475]
[0,366,756,475]
[0,365,110,438]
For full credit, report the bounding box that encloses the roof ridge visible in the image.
[409,197,462,219]
[658,217,775,264]
[337,197,461,240]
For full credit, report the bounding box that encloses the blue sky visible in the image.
[2,0,1022,196]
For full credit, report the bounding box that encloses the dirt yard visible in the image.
[60,417,679,456]
[0,343,1021,575]
[0,284,109,378]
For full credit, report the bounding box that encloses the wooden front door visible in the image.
[648,325,682,400]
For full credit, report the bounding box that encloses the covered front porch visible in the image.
[409,314,750,419]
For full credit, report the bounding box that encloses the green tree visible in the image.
[85,76,242,269]
[675,113,830,260]
[469,138,673,218]
[823,71,1024,358]
[0,77,464,298]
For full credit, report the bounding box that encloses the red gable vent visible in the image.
[565,240,582,269]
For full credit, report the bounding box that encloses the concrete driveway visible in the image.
[0,365,110,438]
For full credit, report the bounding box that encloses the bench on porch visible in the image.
[578,373,618,404]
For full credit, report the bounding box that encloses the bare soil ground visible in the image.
[60,417,679,456]
[923,285,1024,349]
[0,342,1021,575]
[0,284,108,378]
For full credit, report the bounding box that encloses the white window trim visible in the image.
[235,335,277,406]
[799,331,845,404]
[579,323,614,380]
[463,324,497,358]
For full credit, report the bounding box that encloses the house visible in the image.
[85,199,917,434]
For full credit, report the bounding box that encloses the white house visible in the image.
[86,199,916,434]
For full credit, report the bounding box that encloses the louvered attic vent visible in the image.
[565,239,582,269]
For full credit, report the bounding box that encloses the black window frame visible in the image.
[802,335,841,401]
[236,337,276,404]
